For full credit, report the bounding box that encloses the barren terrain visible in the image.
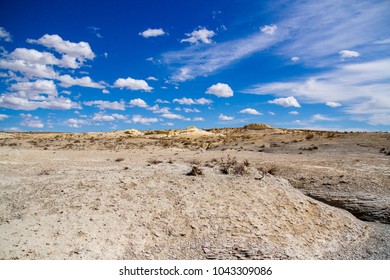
[0,125,389,259]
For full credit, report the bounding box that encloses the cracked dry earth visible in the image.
[0,127,389,259]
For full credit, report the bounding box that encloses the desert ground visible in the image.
[0,124,389,259]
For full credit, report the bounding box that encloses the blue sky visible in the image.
[0,0,389,132]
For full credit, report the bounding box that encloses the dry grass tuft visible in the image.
[217,155,250,176]
[258,164,278,176]
[305,133,314,140]
[148,159,163,165]
[186,165,203,176]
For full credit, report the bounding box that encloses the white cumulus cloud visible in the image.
[181,27,215,44]
[20,114,44,128]
[130,115,158,125]
[10,48,59,65]
[27,34,95,61]
[326,101,342,107]
[139,28,166,38]
[0,59,57,79]
[260,24,278,35]
[219,114,234,121]
[173,97,212,105]
[268,96,301,107]
[84,100,125,110]
[0,114,9,121]
[206,83,233,97]
[58,75,105,89]
[239,108,262,115]
[66,118,88,128]
[0,27,12,42]
[291,56,300,62]
[183,108,200,113]
[129,98,148,108]
[0,90,79,111]
[289,111,299,115]
[310,114,337,122]
[10,80,58,95]
[92,112,126,122]
[114,77,153,92]
[155,99,170,104]
[161,112,188,120]
[339,50,360,59]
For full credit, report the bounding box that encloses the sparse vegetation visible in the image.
[217,155,250,176]
[145,130,169,136]
[379,148,390,156]
[300,145,318,151]
[258,164,278,176]
[148,159,163,165]
[115,157,125,162]
[204,158,218,167]
[188,158,201,165]
[38,169,51,175]
[219,155,238,174]
[305,133,314,140]
[186,165,203,176]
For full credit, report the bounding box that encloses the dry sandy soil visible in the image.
[0,125,389,259]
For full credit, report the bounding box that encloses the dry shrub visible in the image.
[186,166,203,176]
[188,158,201,165]
[219,154,238,174]
[204,158,218,167]
[258,164,278,175]
[38,169,51,175]
[148,159,163,165]
[232,163,248,175]
[218,155,250,176]
[305,133,314,140]
[299,145,318,151]
[115,157,125,162]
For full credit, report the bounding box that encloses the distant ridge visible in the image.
[243,123,273,130]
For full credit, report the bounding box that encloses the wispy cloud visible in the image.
[275,0,389,65]
[260,24,278,35]
[84,100,126,110]
[162,0,389,81]
[326,101,342,108]
[244,58,390,125]
[173,97,212,105]
[339,50,360,59]
[163,29,284,81]
[87,26,103,38]
[0,27,12,42]
[129,115,158,125]
[20,113,44,128]
[0,114,9,121]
